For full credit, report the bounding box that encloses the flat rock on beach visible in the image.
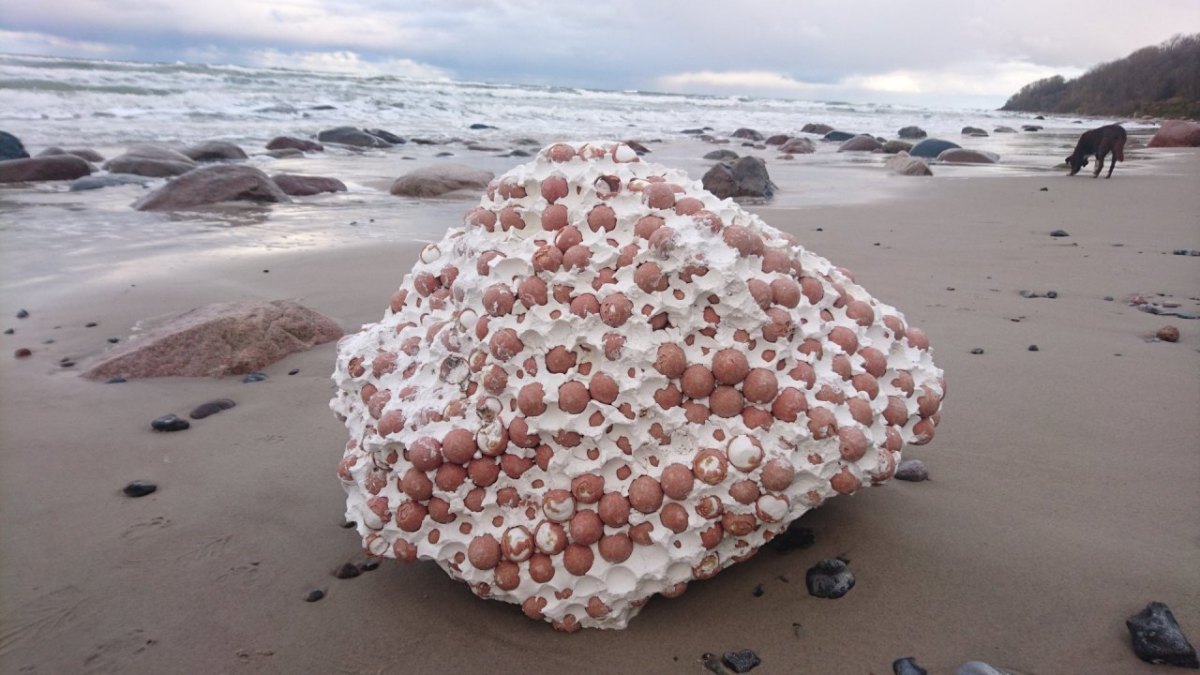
[84,299,343,379]
[389,163,494,197]
[134,165,291,210]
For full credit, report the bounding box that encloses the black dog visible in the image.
[1066,124,1126,178]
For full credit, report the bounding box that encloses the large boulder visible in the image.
[801,123,834,135]
[105,144,196,177]
[271,174,348,196]
[838,134,883,152]
[123,144,196,164]
[84,299,343,379]
[37,146,105,162]
[885,151,933,176]
[266,136,324,152]
[703,149,739,161]
[182,140,249,162]
[134,165,291,211]
[961,126,989,137]
[0,155,93,183]
[1,131,29,160]
[701,156,775,199]
[910,138,961,159]
[882,140,913,154]
[732,128,764,141]
[937,148,999,164]
[1147,120,1200,148]
[994,126,1017,133]
[317,126,393,148]
[390,164,494,197]
[366,128,406,145]
[897,126,927,139]
[764,134,789,146]
[823,131,856,142]
[780,137,816,154]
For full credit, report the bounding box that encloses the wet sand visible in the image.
[1,148,1198,674]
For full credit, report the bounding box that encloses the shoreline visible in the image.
[2,149,1199,673]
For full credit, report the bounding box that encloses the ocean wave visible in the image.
[0,78,176,95]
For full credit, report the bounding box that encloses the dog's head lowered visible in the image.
[1065,154,1088,176]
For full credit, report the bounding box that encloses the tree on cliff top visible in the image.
[1001,34,1200,119]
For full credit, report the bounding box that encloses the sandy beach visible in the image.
[2,145,1198,674]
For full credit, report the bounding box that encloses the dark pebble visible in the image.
[701,653,725,675]
[1019,290,1036,298]
[893,657,928,675]
[304,589,325,603]
[263,269,270,273]
[1028,345,1039,351]
[85,322,98,327]
[340,520,357,529]
[752,584,764,597]
[60,360,75,368]
[122,480,158,497]
[243,372,268,383]
[42,339,54,344]
[151,414,190,432]
[1050,229,1069,237]
[722,650,761,673]
[1046,290,1058,298]
[895,459,929,482]
[288,368,299,375]
[806,558,855,599]
[59,356,72,363]
[956,662,1007,675]
[16,309,29,319]
[333,563,361,579]
[969,347,984,354]
[1126,601,1199,668]
[1039,187,1048,191]
[189,398,236,419]
[766,521,815,553]
[3,328,13,334]
[1104,296,1114,301]
[14,348,31,358]
[108,337,120,343]
[106,376,126,384]
[359,557,381,572]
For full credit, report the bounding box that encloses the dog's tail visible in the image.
[1113,139,1126,162]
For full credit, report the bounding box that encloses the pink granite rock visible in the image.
[1147,120,1200,148]
[85,300,343,379]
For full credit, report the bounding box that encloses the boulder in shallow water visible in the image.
[780,137,816,154]
[704,149,739,161]
[389,163,494,197]
[910,138,961,159]
[732,127,764,141]
[271,173,348,196]
[0,155,93,183]
[85,299,343,379]
[37,146,105,162]
[765,134,789,145]
[801,122,834,135]
[823,130,856,142]
[105,156,195,177]
[897,126,927,139]
[134,165,291,211]
[882,140,913,154]
[885,152,933,176]
[937,148,999,164]
[123,144,196,164]
[994,126,1016,133]
[266,136,324,152]
[961,126,989,137]
[182,140,249,162]
[839,134,883,152]
[365,128,406,145]
[317,126,392,148]
[702,156,776,199]
[1147,120,1200,148]
[1,131,29,160]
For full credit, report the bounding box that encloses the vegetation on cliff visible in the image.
[1001,34,1200,119]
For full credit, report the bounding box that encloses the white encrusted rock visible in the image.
[331,142,946,631]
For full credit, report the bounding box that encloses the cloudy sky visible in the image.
[1,0,1197,107]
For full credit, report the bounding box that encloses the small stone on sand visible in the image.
[970,348,984,355]
[333,563,361,579]
[1156,325,1180,342]
[122,481,158,498]
[805,559,855,599]
[243,372,268,383]
[105,376,126,384]
[1050,229,1069,237]
[16,309,29,318]
[895,459,929,482]
[305,589,325,602]
[893,657,929,675]
[359,558,381,572]
[1126,601,1199,668]
[14,348,31,358]
[151,414,190,432]
[189,399,236,419]
[722,650,762,673]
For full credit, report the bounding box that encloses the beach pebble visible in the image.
[1046,291,1058,299]
[359,558,381,572]
[722,649,762,673]
[805,558,855,599]
[105,376,126,384]
[1156,325,1180,342]
[107,337,120,343]
[189,399,236,419]
[288,368,300,375]
[1028,345,1039,351]
[1126,601,1199,668]
[955,662,1008,675]
[151,414,190,432]
[122,480,158,498]
[3,328,12,334]
[893,657,929,675]
[243,372,268,383]
[16,309,29,318]
[895,459,929,482]
[969,348,984,355]
[14,348,31,358]
[304,589,325,602]
[1050,229,1069,237]
[333,563,361,579]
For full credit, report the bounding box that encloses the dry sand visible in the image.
[2,151,1198,674]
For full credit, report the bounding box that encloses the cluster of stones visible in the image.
[331,142,945,631]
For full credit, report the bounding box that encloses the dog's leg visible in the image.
[1093,152,1104,178]
[1108,138,1124,178]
